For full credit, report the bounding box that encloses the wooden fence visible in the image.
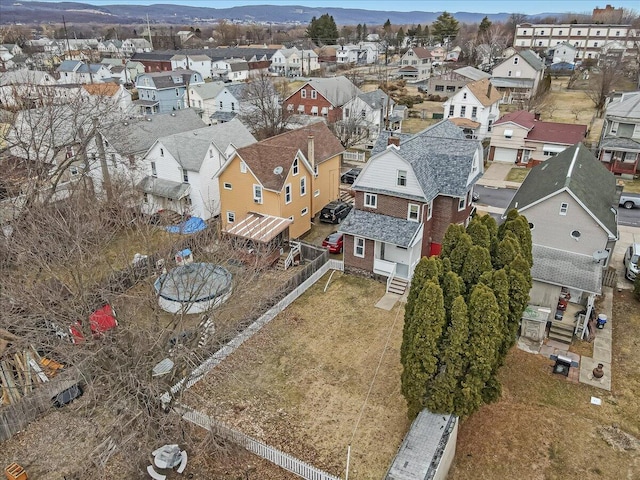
[181,407,340,480]
[343,150,366,163]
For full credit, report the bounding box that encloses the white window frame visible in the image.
[240,161,247,173]
[151,161,157,177]
[182,169,189,183]
[364,193,377,208]
[460,106,466,117]
[301,207,308,216]
[354,237,365,258]
[427,200,433,220]
[253,184,263,204]
[458,196,466,211]
[292,157,299,175]
[397,170,407,187]
[227,211,235,223]
[69,165,79,176]
[314,189,320,197]
[223,182,232,190]
[559,202,568,215]
[160,148,164,157]
[300,176,307,196]
[285,183,292,204]
[311,90,317,99]
[408,203,420,222]
[301,89,307,99]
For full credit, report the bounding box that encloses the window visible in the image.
[508,70,512,77]
[143,192,148,203]
[460,106,466,117]
[594,42,598,47]
[571,230,581,239]
[596,30,601,36]
[301,207,308,216]
[449,105,455,116]
[285,184,292,204]
[175,88,179,96]
[559,202,568,215]
[227,211,235,223]
[223,182,232,190]
[364,193,377,208]
[354,237,365,257]
[488,120,493,132]
[345,107,350,117]
[314,164,318,176]
[311,90,317,99]
[219,101,223,109]
[397,170,407,186]
[300,176,307,195]
[253,184,263,204]
[471,106,477,118]
[65,146,75,158]
[361,109,366,118]
[287,103,294,112]
[446,85,456,92]
[559,30,563,35]
[463,92,467,99]
[523,30,527,35]
[231,102,235,111]
[504,129,513,139]
[151,161,157,177]
[458,196,466,211]
[616,31,620,36]
[408,204,419,222]
[182,169,189,183]
[426,200,433,220]
[69,165,79,176]
[240,161,247,173]
[435,85,444,92]
[314,189,320,197]
[160,148,164,157]
[577,30,582,35]
[321,107,328,117]
[610,122,619,134]
[292,157,299,175]
[301,89,307,99]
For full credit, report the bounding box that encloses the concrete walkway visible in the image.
[578,286,613,391]
[477,162,523,190]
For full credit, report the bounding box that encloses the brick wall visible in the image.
[285,86,342,123]
[424,195,471,255]
[354,191,426,219]
[140,60,172,72]
[343,234,374,275]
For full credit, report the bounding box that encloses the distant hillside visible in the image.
[0,1,528,25]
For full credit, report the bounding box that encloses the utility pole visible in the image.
[93,117,113,202]
[146,14,154,50]
[62,16,72,61]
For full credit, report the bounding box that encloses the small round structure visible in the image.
[154,263,232,314]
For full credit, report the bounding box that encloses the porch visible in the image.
[137,176,191,216]
[599,140,640,175]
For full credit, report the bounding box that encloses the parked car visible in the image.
[472,191,480,202]
[623,243,640,281]
[320,200,352,224]
[619,194,640,209]
[322,232,344,254]
[340,168,362,185]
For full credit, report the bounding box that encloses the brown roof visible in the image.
[449,117,481,129]
[236,122,343,191]
[526,121,587,144]
[82,83,120,96]
[411,47,432,59]
[494,110,536,129]
[466,78,502,107]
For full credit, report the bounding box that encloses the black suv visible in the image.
[320,200,352,224]
[340,168,362,184]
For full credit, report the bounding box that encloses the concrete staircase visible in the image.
[339,188,354,205]
[387,277,408,296]
[548,320,574,345]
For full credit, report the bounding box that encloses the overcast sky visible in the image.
[32,0,640,15]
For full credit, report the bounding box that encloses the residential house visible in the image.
[1,44,23,56]
[130,51,173,72]
[398,47,433,82]
[598,91,640,175]
[210,83,247,124]
[284,76,361,123]
[340,121,483,288]
[489,110,587,165]
[56,60,112,84]
[97,39,123,57]
[134,70,204,114]
[171,54,212,80]
[122,38,153,56]
[503,143,619,339]
[270,47,318,76]
[188,81,226,119]
[428,46,447,63]
[341,89,399,144]
[491,50,545,103]
[176,31,195,45]
[0,69,57,108]
[443,78,501,140]
[100,59,145,84]
[211,58,249,82]
[81,83,133,112]
[0,46,15,69]
[426,66,491,99]
[336,43,380,65]
[217,121,344,239]
[546,42,578,64]
[138,118,257,220]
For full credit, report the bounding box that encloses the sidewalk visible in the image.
[477,162,523,190]
[578,287,613,391]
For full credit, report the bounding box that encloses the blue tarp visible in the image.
[165,217,207,234]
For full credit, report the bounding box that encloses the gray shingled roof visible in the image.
[532,245,603,294]
[491,78,535,89]
[137,176,189,199]
[133,48,277,63]
[339,209,422,247]
[210,111,238,122]
[454,66,491,81]
[56,60,82,72]
[225,83,246,99]
[139,70,198,89]
[605,91,640,120]
[305,76,362,107]
[102,109,207,155]
[158,118,256,171]
[505,143,617,238]
[366,121,482,201]
[357,89,392,109]
[190,81,226,100]
[518,49,545,71]
[599,136,640,150]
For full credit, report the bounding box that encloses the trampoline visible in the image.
[154,263,232,314]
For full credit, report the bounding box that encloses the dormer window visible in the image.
[397,170,407,187]
[292,157,299,175]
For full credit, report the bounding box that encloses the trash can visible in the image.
[5,463,28,480]
[596,314,607,329]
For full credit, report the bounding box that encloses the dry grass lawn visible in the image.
[450,289,640,480]
[185,272,410,479]
[505,168,530,183]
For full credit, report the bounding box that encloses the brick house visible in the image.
[130,52,173,72]
[340,121,483,291]
[283,76,361,123]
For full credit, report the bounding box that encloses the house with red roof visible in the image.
[488,110,587,165]
[398,47,433,81]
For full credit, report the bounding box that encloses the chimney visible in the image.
[486,81,492,99]
[307,135,315,172]
[388,136,400,147]
[534,112,541,121]
[616,180,624,202]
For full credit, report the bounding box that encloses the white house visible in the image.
[547,42,578,64]
[0,69,58,107]
[443,78,502,140]
[188,81,227,119]
[342,89,397,143]
[336,43,380,65]
[56,60,112,84]
[212,58,249,82]
[122,38,153,55]
[270,47,318,77]
[171,54,212,80]
[210,83,248,124]
[138,118,257,220]
[398,47,433,82]
[491,50,546,103]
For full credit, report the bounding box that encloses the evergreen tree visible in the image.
[442,270,465,314]
[306,14,339,46]
[467,216,491,250]
[478,16,492,40]
[425,295,469,415]
[362,23,368,40]
[383,19,392,36]
[401,280,447,419]
[431,11,460,43]
[396,27,405,46]
[480,214,499,258]
[461,245,493,288]
[441,224,467,258]
[499,209,533,267]
[495,231,520,269]
[356,23,363,41]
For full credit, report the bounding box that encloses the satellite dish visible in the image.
[592,250,609,262]
[273,166,283,175]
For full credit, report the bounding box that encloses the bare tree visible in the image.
[238,71,291,140]
[585,61,621,117]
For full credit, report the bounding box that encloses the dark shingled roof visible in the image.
[339,209,422,247]
[505,143,617,237]
[532,245,603,294]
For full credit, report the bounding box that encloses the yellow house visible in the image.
[217,122,343,239]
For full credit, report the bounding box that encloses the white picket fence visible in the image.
[181,407,340,480]
[343,150,366,162]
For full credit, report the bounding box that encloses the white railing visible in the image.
[343,150,366,162]
[284,241,301,270]
[374,258,396,276]
[386,262,397,293]
[181,407,340,480]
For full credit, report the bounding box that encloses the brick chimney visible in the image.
[307,135,315,172]
[534,112,541,121]
[486,81,492,99]
[388,136,400,147]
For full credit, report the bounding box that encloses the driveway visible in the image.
[613,225,640,289]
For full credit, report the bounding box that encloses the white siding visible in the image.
[354,150,425,199]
